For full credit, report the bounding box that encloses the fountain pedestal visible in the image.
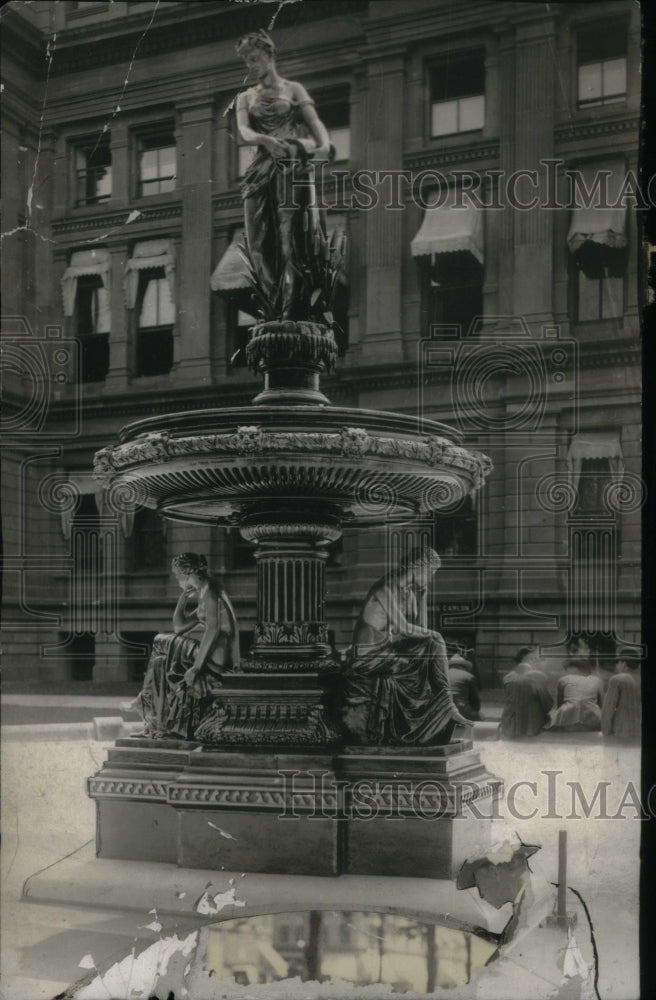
[88,320,501,876]
[89,739,500,876]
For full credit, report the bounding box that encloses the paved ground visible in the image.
[1,724,642,1000]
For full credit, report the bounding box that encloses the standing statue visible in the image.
[342,547,471,746]
[235,29,331,319]
[134,553,239,740]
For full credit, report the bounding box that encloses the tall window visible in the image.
[577,22,627,108]
[227,529,255,570]
[69,632,95,681]
[434,495,478,556]
[77,275,110,382]
[576,458,612,517]
[429,51,485,137]
[121,631,156,683]
[136,271,174,376]
[576,267,623,322]
[130,508,167,572]
[75,137,112,206]
[138,128,176,197]
[421,252,484,337]
[317,87,351,163]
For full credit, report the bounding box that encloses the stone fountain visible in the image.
[87,30,501,877]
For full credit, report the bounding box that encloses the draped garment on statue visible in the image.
[135,632,220,740]
[343,579,460,746]
[136,595,238,740]
[241,91,317,313]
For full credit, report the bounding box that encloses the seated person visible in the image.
[448,653,482,721]
[134,553,239,740]
[548,659,603,732]
[601,649,641,740]
[499,647,553,738]
[342,546,471,746]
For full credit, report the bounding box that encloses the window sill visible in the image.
[129,190,181,210]
[128,373,174,388]
[428,127,485,142]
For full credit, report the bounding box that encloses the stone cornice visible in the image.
[404,142,500,172]
[51,203,183,239]
[0,8,44,80]
[49,1,367,78]
[554,115,639,144]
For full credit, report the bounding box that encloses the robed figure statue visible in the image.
[342,547,471,746]
[234,29,331,319]
[134,553,239,740]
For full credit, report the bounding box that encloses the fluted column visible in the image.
[239,513,341,670]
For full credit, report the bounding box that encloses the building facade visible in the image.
[1,0,642,687]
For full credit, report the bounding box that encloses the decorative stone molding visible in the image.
[246,321,338,374]
[555,116,639,144]
[93,427,492,493]
[404,142,500,172]
[254,622,329,647]
[240,656,339,673]
[87,777,168,800]
[240,522,341,543]
[194,702,339,746]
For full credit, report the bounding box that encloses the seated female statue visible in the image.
[134,553,239,740]
[343,546,471,746]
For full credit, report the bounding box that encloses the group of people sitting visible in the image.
[497,643,641,740]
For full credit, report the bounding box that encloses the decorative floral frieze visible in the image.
[254,621,329,646]
[93,426,492,492]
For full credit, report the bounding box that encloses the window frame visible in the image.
[129,507,168,573]
[134,268,175,378]
[135,124,177,199]
[433,495,479,558]
[75,274,110,383]
[419,249,485,339]
[427,49,486,140]
[314,85,352,165]
[575,18,628,110]
[73,135,112,208]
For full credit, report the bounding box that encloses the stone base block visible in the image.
[178,810,339,874]
[88,739,502,878]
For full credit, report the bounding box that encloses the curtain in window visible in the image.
[61,248,110,317]
[124,239,176,309]
[567,161,627,277]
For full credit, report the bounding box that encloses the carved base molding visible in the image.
[194,671,342,746]
[88,740,503,877]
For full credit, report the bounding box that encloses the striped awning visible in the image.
[567,162,627,255]
[211,229,251,292]
[411,202,483,264]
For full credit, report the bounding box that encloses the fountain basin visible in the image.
[94,405,491,526]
